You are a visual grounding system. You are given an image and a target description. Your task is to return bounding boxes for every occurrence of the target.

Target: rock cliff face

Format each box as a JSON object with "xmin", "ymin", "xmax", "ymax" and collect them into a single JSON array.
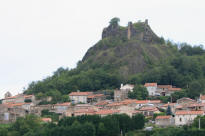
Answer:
[
  {"xmin": 102, "ymin": 19, "xmax": 160, "ymax": 43},
  {"xmin": 81, "ymin": 20, "xmax": 175, "ymax": 79}
]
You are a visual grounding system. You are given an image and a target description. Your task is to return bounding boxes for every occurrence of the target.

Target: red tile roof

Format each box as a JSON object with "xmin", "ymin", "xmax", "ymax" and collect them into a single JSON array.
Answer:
[
  {"xmin": 95, "ymin": 101, "xmax": 109, "ymax": 106},
  {"xmin": 156, "ymin": 115, "xmax": 171, "ymax": 120},
  {"xmin": 157, "ymin": 85, "xmax": 172, "ymax": 89},
  {"xmin": 41, "ymin": 118, "xmax": 52, "ymax": 122},
  {"xmin": 144, "ymin": 83, "xmax": 157, "ymax": 87},
  {"xmin": 168, "ymin": 88, "xmax": 181, "ymax": 91},
  {"xmin": 87, "ymin": 94, "xmax": 104, "ymax": 99},
  {"xmin": 69, "ymin": 92, "xmax": 93, "ymax": 96},
  {"xmin": 139, "ymin": 106, "xmax": 158, "ymax": 112},
  {"xmin": 54, "ymin": 102, "xmax": 71, "ymax": 106},
  {"xmin": 95, "ymin": 109, "xmax": 119, "ymax": 115},
  {"xmin": 175, "ymin": 110, "xmax": 204, "ymax": 115},
  {"xmin": 161, "ymin": 103, "xmax": 176, "ymax": 107}
]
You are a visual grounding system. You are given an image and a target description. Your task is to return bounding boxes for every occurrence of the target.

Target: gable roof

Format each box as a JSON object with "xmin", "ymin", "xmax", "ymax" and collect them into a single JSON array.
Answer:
[
  {"xmin": 95, "ymin": 109, "xmax": 119, "ymax": 115},
  {"xmin": 156, "ymin": 115, "xmax": 171, "ymax": 120},
  {"xmin": 144, "ymin": 83, "xmax": 157, "ymax": 87},
  {"xmin": 157, "ymin": 85, "xmax": 172, "ymax": 89},
  {"xmin": 69, "ymin": 92, "xmax": 93, "ymax": 96},
  {"xmin": 175, "ymin": 110, "xmax": 204, "ymax": 115}
]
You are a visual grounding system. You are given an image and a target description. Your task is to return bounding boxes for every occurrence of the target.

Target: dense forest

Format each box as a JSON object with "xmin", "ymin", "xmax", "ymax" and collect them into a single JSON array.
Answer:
[
  {"xmin": 0, "ymin": 114, "xmax": 145, "ymax": 136},
  {"xmin": 1, "ymin": 114, "xmax": 205, "ymax": 136},
  {"xmin": 24, "ymin": 18, "xmax": 205, "ymax": 103}
]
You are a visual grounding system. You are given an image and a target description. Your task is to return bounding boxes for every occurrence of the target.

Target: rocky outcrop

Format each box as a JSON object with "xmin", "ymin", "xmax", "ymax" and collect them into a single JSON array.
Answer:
[{"xmin": 102, "ymin": 19, "xmax": 160, "ymax": 43}]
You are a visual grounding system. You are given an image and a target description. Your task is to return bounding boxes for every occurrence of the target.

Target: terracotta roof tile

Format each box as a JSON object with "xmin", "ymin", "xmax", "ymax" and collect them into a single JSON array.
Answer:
[
  {"xmin": 175, "ymin": 110, "xmax": 204, "ymax": 115},
  {"xmin": 157, "ymin": 85, "xmax": 172, "ymax": 89},
  {"xmin": 95, "ymin": 109, "xmax": 119, "ymax": 115},
  {"xmin": 54, "ymin": 102, "xmax": 71, "ymax": 106},
  {"xmin": 156, "ymin": 115, "xmax": 171, "ymax": 119},
  {"xmin": 87, "ymin": 94, "xmax": 104, "ymax": 99},
  {"xmin": 69, "ymin": 92, "xmax": 93, "ymax": 96},
  {"xmin": 144, "ymin": 83, "xmax": 157, "ymax": 87}
]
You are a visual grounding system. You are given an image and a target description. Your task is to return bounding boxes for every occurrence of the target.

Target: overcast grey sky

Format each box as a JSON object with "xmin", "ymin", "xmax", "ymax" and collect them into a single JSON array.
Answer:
[{"xmin": 0, "ymin": 0, "xmax": 205, "ymax": 99}]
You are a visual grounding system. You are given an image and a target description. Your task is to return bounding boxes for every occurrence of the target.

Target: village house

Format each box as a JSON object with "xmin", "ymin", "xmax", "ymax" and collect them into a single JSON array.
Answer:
[
  {"xmin": 139, "ymin": 106, "xmax": 160, "ymax": 117},
  {"xmin": 53, "ymin": 102, "xmax": 71, "ymax": 114},
  {"xmin": 177, "ymin": 97, "xmax": 196, "ymax": 105},
  {"xmin": 114, "ymin": 84, "xmax": 134, "ymax": 102},
  {"xmin": 0, "ymin": 104, "xmax": 28, "ymax": 124},
  {"xmin": 95, "ymin": 109, "xmax": 119, "ymax": 117},
  {"xmin": 155, "ymin": 115, "xmax": 174, "ymax": 127},
  {"xmin": 199, "ymin": 94, "xmax": 205, "ymax": 103},
  {"xmin": 161, "ymin": 103, "xmax": 177, "ymax": 113},
  {"xmin": 175, "ymin": 110, "xmax": 204, "ymax": 126},
  {"xmin": 87, "ymin": 94, "xmax": 106, "ymax": 104},
  {"xmin": 2, "ymin": 94, "xmax": 36, "ymax": 104},
  {"xmin": 69, "ymin": 91, "xmax": 93, "ymax": 104},
  {"xmin": 144, "ymin": 83, "xmax": 158, "ymax": 96},
  {"xmin": 120, "ymin": 84, "xmax": 134, "ymax": 92}
]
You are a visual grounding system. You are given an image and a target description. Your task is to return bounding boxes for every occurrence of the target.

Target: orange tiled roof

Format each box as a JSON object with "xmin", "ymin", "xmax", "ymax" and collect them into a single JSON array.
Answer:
[
  {"xmin": 87, "ymin": 94, "xmax": 104, "ymax": 99},
  {"xmin": 139, "ymin": 106, "xmax": 158, "ymax": 112},
  {"xmin": 168, "ymin": 88, "xmax": 181, "ymax": 91},
  {"xmin": 107, "ymin": 102, "xmax": 122, "ymax": 107},
  {"xmin": 161, "ymin": 103, "xmax": 176, "ymax": 107},
  {"xmin": 69, "ymin": 92, "xmax": 93, "ymax": 96},
  {"xmin": 175, "ymin": 110, "xmax": 204, "ymax": 115},
  {"xmin": 41, "ymin": 118, "xmax": 52, "ymax": 122},
  {"xmin": 157, "ymin": 85, "xmax": 172, "ymax": 89},
  {"xmin": 95, "ymin": 101, "xmax": 109, "ymax": 106},
  {"xmin": 54, "ymin": 102, "xmax": 71, "ymax": 106},
  {"xmin": 156, "ymin": 115, "xmax": 171, "ymax": 120},
  {"xmin": 144, "ymin": 83, "xmax": 157, "ymax": 87},
  {"xmin": 95, "ymin": 109, "xmax": 119, "ymax": 115}
]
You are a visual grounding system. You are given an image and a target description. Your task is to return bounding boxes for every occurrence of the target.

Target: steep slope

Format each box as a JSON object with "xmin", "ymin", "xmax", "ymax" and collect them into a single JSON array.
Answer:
[{"xmin": 78, "ymin": 19, "xmax": 177, "ymax": 79}]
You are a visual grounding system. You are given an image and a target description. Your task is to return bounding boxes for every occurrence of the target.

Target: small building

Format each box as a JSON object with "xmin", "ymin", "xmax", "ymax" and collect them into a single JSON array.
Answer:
[
  {"xmin": 87, "ymin": 94, "xmax": 106, "ymax": 104},
  {"xmin": 114, "ymin": 89, "xmax": 129, "ymax": 102},
  {"xmin": 120, "ymin": 84, "xmax": 134, "ymax": 92},
  {"xmin": 155, "ymin": 115, "xmax": 174, "ymax": 127},
  {"xmin": 177, "ymin": 97, "xmax": 196, "ymax": 105},
  {"xmin": 144, "ymin": 83, "xmax": 158, "ymax": 96},
  {"xmin": 199, "ymin": 94, "xmax": 205, "ymax": 103},
  {"xmin": 95, "ymin": 109, "xmax": 119, "ymax": 117},
  {"xmin": 53, "ymin": 102, "xmax": 71, "ymax": 114},
  {"xmin": 175, "ymin": 110, "xmax": 204, "ymax": 126},
  {"xmin": 69, "ymin": 91, "xmax": 93, "ymax": 104},
  {"xmin": 139, "ymin": 106, "xmax": 160, "ymax": 116}
]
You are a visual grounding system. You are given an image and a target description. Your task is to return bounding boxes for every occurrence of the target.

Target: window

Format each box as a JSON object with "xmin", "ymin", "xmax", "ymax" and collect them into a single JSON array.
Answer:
[{"xmin": 180, "ymin": 118, "xmax": 182, "ymax": 122}]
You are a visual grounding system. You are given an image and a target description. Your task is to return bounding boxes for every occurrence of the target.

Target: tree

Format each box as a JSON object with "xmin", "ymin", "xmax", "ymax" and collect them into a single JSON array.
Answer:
[
  {"xmin": 97, "ymin": 122, "xmax": 106, "ymax": 136},
  {"xmin": 131, "ymin": 114, "xmax": 145, "ymax": 130},
  {"xmin": 166, "ymin": 105, "xmax": 172, "ymax": 115},
  {"xmin": 109, "ymin": 17, "xmax": 120, "ymax": 26},
  {"xmin": 128, "ymin": 85, "xmax": 148, "ymax": 100}
]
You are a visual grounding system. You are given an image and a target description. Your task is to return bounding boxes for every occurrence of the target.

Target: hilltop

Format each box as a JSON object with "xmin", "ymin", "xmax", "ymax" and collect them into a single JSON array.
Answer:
[{"xmin": 25, "ymin": 18, "xmax": 205, "ymax": 102}]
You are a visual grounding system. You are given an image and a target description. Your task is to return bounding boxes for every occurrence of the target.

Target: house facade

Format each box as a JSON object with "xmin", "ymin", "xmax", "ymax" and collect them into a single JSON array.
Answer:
[
  {"xmin": 175, "ymin": 111, "xmax": 204, "ymax": 126},
  {"xmin": 69, "ymin": 92, "xmax": 93, "ymax": 104},
  {"xmin": 144, "ymin": 83, "xmax": 158, "ymax": 96}
]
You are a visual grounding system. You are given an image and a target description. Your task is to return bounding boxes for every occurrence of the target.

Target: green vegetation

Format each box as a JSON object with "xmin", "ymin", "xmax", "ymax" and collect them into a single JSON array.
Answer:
[
  {"xmin": 128, "ymin": 85, "xmax": 148, "ymax": 100},
  {"xmin": 0, "ymin": 114, "xmax": 145, "ymax": 136}
]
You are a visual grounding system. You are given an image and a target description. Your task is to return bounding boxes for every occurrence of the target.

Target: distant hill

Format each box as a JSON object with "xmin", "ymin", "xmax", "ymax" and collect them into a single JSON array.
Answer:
[{"xmin": 25, "ymin": 18, "xmax": 205, "ymax": 102}]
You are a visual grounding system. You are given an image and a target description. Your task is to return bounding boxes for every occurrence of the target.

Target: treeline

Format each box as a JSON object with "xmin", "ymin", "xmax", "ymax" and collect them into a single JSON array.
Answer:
[{"xmin": 0, "ymin": 114, "xmax": 145, "ymax": 136}]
